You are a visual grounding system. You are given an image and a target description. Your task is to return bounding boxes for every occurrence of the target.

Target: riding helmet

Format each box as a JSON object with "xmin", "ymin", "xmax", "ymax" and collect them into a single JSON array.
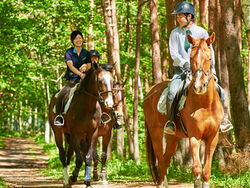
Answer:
[
  {"xmin": 171, "ymin": 1, "xmax": 196, "ymax": 18},
  {"xmin": 89, "ymin": 50, "xmax": 100, "ymax": 57}
]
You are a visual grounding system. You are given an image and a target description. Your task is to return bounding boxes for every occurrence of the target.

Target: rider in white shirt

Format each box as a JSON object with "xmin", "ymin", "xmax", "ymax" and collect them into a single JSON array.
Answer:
[{"xmin": 164, "ymin": 1, "xmax": 233, "ymax": 135}]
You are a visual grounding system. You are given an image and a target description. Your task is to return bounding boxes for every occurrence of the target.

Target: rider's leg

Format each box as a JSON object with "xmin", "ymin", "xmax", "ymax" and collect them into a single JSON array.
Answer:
[
  {"xmin": 214, "ymin": 77, "xmax": 233, "ymax": 132},
  {"xmin": 54, "ymin": 83, "xmax": 71, "ymax": 126},
  {"xmin": 164, "ymin": 71, "xmax": 184, "ymax": 135}
]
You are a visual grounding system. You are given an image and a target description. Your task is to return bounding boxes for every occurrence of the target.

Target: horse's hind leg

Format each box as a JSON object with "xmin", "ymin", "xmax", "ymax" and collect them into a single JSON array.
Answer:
[
  {"xmin": 202, "ymin": 132, "xmax": 219, "ymax": 188},
  {"xmin": 54, "ymin": 130, "xmax": 68, "ymax": 186},
  {"xmin": 163, "ymin": 135, "xmax": 179, "ymax": 175},
  {"xmin": 189, "ymin": 137, "xmax": 202, "ymax": 188},
  {"xmin": 69, "ymin": 134, "xmax": 83, "ymax": 185}
]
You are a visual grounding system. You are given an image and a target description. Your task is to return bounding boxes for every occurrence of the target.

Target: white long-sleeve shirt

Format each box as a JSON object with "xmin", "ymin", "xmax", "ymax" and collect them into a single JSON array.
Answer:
[{"xmin": 169, "ymin": 24, "xmax": 216, "ymax": 75}]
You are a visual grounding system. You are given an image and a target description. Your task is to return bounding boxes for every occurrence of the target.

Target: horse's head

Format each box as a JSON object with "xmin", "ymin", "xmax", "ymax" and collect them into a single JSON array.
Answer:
[
  {"xmin": 187, "ymin": 32, "xmax": 215, "ymax": 94},
  {"xmin": 112, "ymin": 79, "xmax": 126, "ymax": 129},
  {"xmin": 94, "ymin": 62, "xmax": 114, "ymax": 109}
]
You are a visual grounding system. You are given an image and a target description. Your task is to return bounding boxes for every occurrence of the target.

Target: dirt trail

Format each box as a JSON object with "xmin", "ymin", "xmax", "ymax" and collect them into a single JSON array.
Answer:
[{"xmin": 0, "ymin": 137, "xmax": 192, "ymax": 188}]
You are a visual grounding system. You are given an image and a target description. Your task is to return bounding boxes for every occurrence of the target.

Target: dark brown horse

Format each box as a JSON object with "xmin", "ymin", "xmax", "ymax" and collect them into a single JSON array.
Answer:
[
  {"xmin": 49, "ymin": 62, "xmax": 114, "ymax": 187},
  {"xmin": 143, "ymin": 33, "xmax": 224, "ymax": 188},
  {"xmin": 92, "ymin": 81, "xmax": 126, "ymax": 184}
]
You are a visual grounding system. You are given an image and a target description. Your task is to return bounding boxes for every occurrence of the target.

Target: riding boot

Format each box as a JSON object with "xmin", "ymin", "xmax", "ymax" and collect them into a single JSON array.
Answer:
[
  {"xmin": 164, "ymin": 97, "xmax": 176, "ymax": 135},
  {"xmin": 113, "ymin": 111, "xmax": 123, "ymax": 129},
  {"xmin": 54, "ymin": 94, "xmax": 65, "ymax": 126},
  {"xmin": 215, "ymin": 82, "xmax": 233, "ymax": 132}
]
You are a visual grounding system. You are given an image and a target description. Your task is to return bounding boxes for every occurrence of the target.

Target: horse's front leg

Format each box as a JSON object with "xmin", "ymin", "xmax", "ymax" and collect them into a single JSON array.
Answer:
[
  {"xmin": 84, "ymin": 128, "xmax": 99, "ymax": 187},
  {"xmin": 93, "ymin": 145, "xmax": 99, "ymax": 181},
  {"xmin": 202, "ymin": 132, "xmax": 219, "ymax": 188},
  {"xmin": 100, "ymin": 132, "xmax": 111, "ymax": 184},
  {"xmin": 189, "ymin": 137, "xmax": 202, "ymax": 188}
]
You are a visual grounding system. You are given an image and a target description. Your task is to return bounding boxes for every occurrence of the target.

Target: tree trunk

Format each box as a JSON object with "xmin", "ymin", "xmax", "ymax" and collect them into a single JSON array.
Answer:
[
  {"xmin": 19, "ymin": 101, "xmax": 23, "ymax": 133},
  {"xmin": 242, "ymin": 0, "xmax": 250, "ymax": 113},
  {"xmin": 88, "ymin": 0, "xmax": 94, "ymax": 50},
  {"xmin": 123, "ymin": 64, "xmax": 134, "ymax": 158},
  {"xmin": 165, "ymin": 0, "xmax": 181, "ymax": 77},
  {"xmin": 220, "ymin": 0, "xmax": 250, "ymax": 150},
  {"xmin": 132, "ymin": 0, "xmax": 144, "ymax": 165},
  {"xmin": 150, "ymin": 0, "xmax": 162, "ymax": 84},
  {"xmin": 199, "ymin": 0, "xmax": 208, "ymax": 27},
  {"xmin": 102, "ymin": 0, "xmax": 124, "ymax": 156},
  {"xmin": 44, "ymin": 82, "xmax": 50, "ymax": 143}
]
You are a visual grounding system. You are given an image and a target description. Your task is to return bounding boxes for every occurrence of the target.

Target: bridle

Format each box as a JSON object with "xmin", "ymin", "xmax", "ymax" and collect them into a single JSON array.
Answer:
[
  {"xmin": 111, "ymin": 87, "xmax": 125, "ymax": 108},
  {"xmin": 191, "ymin": 45, "xmax": 213, "ymax": 87},
  {"xmin": 83, "ymin": 69, "xmax": 113, "ymax": 106}
]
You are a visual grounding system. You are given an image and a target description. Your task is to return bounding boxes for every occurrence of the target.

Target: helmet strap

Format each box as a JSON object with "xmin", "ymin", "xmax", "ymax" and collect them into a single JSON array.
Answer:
[{"xmin": 183, "ymin": 14, "xmax": 191, "ymax": 28}]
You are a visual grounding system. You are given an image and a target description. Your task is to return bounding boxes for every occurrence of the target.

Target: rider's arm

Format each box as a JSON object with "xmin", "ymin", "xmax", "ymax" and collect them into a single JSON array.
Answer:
[
  {"xmin": 169, "ymin": 30, "xmax": 189, "ymax": 68},
  {"xmin": 66, "ymin": 60, "xmax": 85, "ymax": 78}
]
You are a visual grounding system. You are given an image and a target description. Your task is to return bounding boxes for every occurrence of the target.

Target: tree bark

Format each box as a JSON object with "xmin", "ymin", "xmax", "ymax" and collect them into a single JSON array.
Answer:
[
  {"xmin": 199, "ymin": 0, "xmax": 208, "ymax": 27},
  {"xmin": 165, "ymin": 0, "xmax": 181, "ymax": 77},
  {"xmin": 88, "ymin": 0, "xmax": 94, "ymax": 50},
  {"xmin": 150, "ymin": 0, "xmax": 162, "ymax": 84},
  {"xmin": 132, "ymin": 0, "xmax": 144, "ymax": 165},
  {"xmin": 220, "ymin": 0, "xmax": 250, "ymax": 150},
  {"xmin": 242, "ymin": 0, "xmax": 250, "ymax": 113},
  {"xmin": 102, "ymin": 0, "xmax": 124, "ymax": 156}
]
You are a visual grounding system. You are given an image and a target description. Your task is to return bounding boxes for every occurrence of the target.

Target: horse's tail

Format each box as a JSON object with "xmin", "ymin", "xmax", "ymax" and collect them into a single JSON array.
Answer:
[{"xmin": 145, "ymin": 120, "xmax": 158, "ymax": 184}]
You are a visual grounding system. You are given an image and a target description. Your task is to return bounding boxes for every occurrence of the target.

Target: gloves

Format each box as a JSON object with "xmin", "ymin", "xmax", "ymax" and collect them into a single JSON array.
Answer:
[{"xmin": 183, "ymin": 62, "xmax": 190, "ymax": 71}]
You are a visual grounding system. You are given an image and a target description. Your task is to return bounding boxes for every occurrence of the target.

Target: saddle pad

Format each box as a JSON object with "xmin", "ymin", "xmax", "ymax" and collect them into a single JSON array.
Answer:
[
  {"xmin": 157, "ymin": 87, "xmax": 187, "ymax": 114},
  {"xmin": 157, "ymin": 87, "xmax": 168, "ymax": 114},
  {"xmin": 53, "ymin": 83, "xmax": 79, "ymax": 114},
  {"xmin": 63, "ymin": 83, "xmax": 79, "ymax": 114}
]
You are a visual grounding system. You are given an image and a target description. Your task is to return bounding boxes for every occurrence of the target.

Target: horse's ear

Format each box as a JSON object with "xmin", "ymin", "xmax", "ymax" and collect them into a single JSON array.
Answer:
[
  {"xmin": 206, "ymin": 32, "xmax": 215, "ymax": 46},
  {"xmin": 187, "ymin": 34, "xmax": 194, "ymax": 45}
]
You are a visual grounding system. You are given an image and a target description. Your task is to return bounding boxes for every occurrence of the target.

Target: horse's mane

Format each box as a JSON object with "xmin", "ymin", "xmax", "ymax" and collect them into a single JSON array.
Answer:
[
  {"xmin": 99, "ymin": 64, "xmax": 113, "ymax": 73},
  {"xmin": 77, "ymin": 64, "xmax": 113, "ymax": 92}
]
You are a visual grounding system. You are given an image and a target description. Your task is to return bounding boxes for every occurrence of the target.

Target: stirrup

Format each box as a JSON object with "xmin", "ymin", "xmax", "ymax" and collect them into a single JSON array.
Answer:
[
  {"xmin": 101, "ymin": 112, "xmax": 111, "ymax": 124},
  {"xmin": 164, "ymin": 120, "xmax": 176, "ymax": 135},
  {"xmin": 54, "ymin": 114, "xmax": 64, "ymax": 126}
]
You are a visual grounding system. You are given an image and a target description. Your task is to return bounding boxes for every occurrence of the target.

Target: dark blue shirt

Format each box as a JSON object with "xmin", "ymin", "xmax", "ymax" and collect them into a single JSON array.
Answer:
[{"xmin": 64, "ymin": 47, "xmax": 91, "ymax": 81}]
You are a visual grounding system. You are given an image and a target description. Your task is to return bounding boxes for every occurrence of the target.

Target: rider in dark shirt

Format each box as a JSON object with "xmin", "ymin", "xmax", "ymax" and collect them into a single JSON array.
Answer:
[{"xmin": 54, "ymin": 30, "xmax": 91, "ymax": 126}]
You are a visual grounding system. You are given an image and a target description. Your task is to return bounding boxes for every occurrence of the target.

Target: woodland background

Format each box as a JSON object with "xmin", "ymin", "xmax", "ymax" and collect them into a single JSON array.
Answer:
[{"xmin": 0, "ymin": 0, "xmax": 249, "ymax": 186}]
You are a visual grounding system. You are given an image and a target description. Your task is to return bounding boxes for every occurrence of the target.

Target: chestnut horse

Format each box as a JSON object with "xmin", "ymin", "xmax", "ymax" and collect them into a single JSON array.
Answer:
[
  {"xmin": 143, "ymin": 33, "xmax": 224, "ymax": 188},
  {"xmin": 49, "ymin": 62, "xmax": 114, "ymax": 187},
  {"xmin": 92, "ymin": 81, "xmax": 126, "ymax": 184}
]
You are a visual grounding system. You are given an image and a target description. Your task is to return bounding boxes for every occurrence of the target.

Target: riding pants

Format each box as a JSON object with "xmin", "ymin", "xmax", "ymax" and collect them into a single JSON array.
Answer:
[{"xmin": 55, "ymin": 79, "xmax": 79, "ymax": 115}]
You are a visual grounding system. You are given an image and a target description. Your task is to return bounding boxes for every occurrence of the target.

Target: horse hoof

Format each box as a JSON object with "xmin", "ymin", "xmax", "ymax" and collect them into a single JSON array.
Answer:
[
  {"xmin": 194, "ymin": 177, "xmax": 202, "ymax": 188},
  {"xmin": 69, "ymin": 176, "xmax": 77, "ymax": 185},
  {"xmin": 203, "ymin": 182, "xmax": 210, "ymax": 188},
  {"xmin": 102, "ymin": 180, "xmax": 108, "ymax": 185},
  {"xmin": 84, "ymin": 180, "xmax": 91, "ymax": 186},
  {"xmin": 93, "ymin": 174, "xmax": 99, "ymax": 181}
]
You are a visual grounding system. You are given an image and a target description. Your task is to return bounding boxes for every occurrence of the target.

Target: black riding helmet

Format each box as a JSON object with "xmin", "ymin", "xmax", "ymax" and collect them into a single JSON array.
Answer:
[
  {"xmin": 172, "ymin": 1, "xmax": 195, "ymax": 27},
  {"xmin": 89, "ymin": 50, "xmax": 100, "ymax": 57}
]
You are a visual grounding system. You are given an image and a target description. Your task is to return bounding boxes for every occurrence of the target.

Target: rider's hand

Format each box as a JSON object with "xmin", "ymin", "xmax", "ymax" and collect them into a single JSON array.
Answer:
[
  {"xmin": 79, "ymin": 64, "xmax": 87, "ymax": 72},
  {"xmin": 80, "ymin": 73, "xmax": 85, "ymax": 79}
]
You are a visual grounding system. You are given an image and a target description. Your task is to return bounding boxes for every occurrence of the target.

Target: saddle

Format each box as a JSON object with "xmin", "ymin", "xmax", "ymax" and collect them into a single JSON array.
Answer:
[
  {"xmin": 53, "ymin": 83, "xmax": 79, "ymax": 115},
  {"xmin": 158, "ymin": 71, "xmax": 192, "ymax": 136}
]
